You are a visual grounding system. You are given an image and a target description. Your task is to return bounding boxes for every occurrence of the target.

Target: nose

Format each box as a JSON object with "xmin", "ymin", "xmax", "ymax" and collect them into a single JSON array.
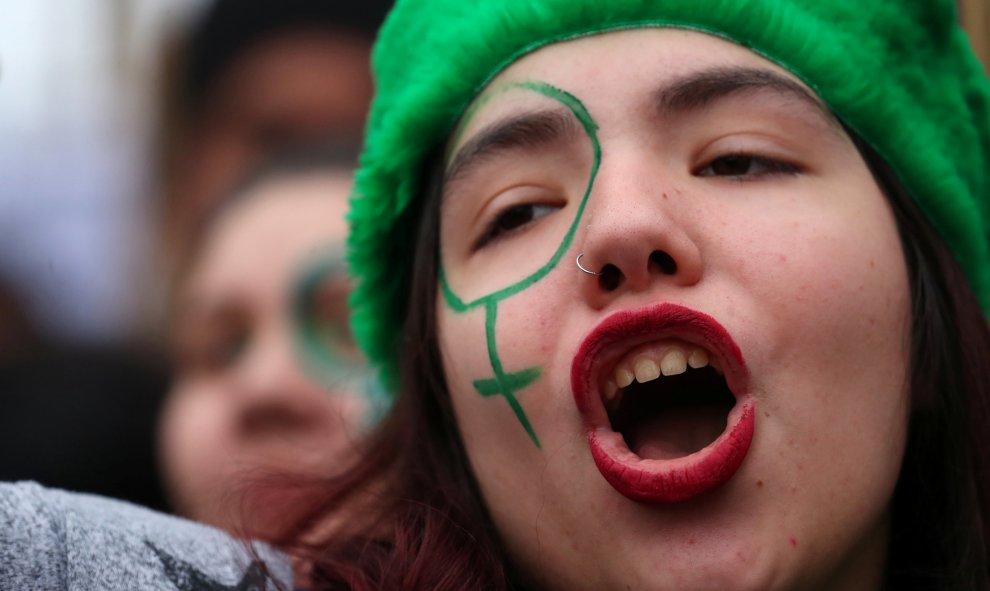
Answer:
[
  {"xmin": 231, "ymin": 333, "xmax": 326, "ymax": 437},
  {"xmin": 576, "ymin": 170, "xmax": 703, "ymax": 306}
]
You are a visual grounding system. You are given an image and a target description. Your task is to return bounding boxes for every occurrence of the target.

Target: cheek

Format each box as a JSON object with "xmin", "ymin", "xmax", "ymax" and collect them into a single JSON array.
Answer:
[
  {"xmin": 721, "ymin": 186, "xmax": 911, "ymax": 381},
  {"xmin": 159, "ymin": 384, "xmax": 237, "ymax": 500},
  {"xmin": 722, "ymin": 191, "xmax": 912, "ymax": 548},
  {"xmin": 435, "ymin": 278, "xmax": 581, "ymax": 521},
  {"xmin": 436, "ymin": 305, "xmax": 491, "ymax": 407},
  {"xmin": 436, "ymin": 279, "xmax": 565, "ymax": 442},
  {"xmin": 435, "ymin": 278, "xmax": 588, "ymax": 565}
]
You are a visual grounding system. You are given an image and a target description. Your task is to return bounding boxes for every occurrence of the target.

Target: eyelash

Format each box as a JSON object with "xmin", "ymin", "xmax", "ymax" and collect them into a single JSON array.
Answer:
[
  {"xmin": 695, "ymin": 153, "xmax": 801, "ymax": 179},
  {"xmin": 473, "ymin": 202, "xmax": 561, "ymax": 250}
]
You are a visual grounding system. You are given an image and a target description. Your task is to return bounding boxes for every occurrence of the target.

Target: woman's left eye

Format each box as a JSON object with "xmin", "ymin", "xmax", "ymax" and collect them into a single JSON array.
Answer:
[
  {"xmin": 696, "ymin": 154, "xmax": 800, "ymax": 179},
  {"xmin": 474, "ymin": 202, "xmax": 561, "ymax": 250}
]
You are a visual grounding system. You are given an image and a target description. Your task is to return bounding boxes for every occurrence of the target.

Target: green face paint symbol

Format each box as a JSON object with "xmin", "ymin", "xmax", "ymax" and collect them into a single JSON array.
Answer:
[
  {"xmin": 292, "ymin": 247, "xmax": 390, "ymax": 428},
  {"xmin": 439, "ymin": 81, "xmax": 602, "ymax": 448}
]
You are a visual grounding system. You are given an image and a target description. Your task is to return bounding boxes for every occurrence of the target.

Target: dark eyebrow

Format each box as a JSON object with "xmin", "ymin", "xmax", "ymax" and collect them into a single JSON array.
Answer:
[
  {"xmin": 655, "ymin": 66, "xmax": 838, "ymax": 127},
  {"xmin": 444, "ymin": 108, "xmax": 580, "ymax": 188}
]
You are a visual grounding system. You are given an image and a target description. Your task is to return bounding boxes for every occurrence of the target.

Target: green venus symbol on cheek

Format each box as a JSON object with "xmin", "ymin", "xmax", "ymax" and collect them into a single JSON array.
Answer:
[{"xmin": 439, "ymin": 80, "xmax": 602, "ymax": 449}]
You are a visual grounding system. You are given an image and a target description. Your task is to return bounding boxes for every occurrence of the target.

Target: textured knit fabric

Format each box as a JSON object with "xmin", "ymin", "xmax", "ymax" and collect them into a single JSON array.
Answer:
[
  {"xmin": 0, "ymin": 482, "xmax": 293, "ymax": 590},
  {"xmin": 347, "ymin": 0, "xmax": 990, "ymax": 388}
]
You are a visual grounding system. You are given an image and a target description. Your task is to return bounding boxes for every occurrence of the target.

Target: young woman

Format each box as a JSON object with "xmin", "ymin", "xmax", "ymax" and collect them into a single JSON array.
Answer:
[
  {"xmin": 277, "ymin": 0, "xmax": 990, "ymax": 589},
  {"xmin": 160, "ymin": 148, "xmax": 380, "ymax": 538}
]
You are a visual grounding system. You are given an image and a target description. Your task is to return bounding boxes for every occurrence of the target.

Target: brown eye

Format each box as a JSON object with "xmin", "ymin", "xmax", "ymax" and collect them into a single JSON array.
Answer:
[
  {"xmin": 201, "ymin": 327, "xmax": 249, "ymax": 371},
  {"xmin": 174, "ymin": 308, "xmax": 251, "ymax": 376},
  {"xmin": 475, "ymin": 203, "xmax": 561, "ymax": 249},
  {"xmin": 697, "ymin": 154, "xmax": 800, "ymax": 179}
]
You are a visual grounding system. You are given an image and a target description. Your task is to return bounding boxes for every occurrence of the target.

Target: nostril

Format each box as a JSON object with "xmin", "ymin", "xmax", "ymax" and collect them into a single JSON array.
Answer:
[
  {"xmin": 650, "ymin": 250, "xmax": 677, "ymax": 275},
  {"xmin": 598, "ymin": 264, "xmax": 623, "ymax": 291}
]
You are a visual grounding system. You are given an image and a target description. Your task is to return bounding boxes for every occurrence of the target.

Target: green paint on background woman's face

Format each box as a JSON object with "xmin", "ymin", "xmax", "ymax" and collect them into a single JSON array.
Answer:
[{"xmin": 292, "ymin": 248, "xmax": 389, "ymax": 427}]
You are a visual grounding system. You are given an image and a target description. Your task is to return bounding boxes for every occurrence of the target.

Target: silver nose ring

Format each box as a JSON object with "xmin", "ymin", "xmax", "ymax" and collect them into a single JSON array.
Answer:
[{"xmin": 576, "ymin": 253, "xmax": 602, "ymax": 276}]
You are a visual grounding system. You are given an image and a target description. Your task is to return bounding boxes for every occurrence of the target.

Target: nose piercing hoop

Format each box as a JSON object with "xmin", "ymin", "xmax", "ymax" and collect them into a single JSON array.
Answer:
[{"xmin": 576, "ymin": 253, "xmax": 602, "ymax": 276}]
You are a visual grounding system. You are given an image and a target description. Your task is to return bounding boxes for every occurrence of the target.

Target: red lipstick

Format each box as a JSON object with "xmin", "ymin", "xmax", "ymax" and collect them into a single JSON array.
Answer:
[{"xmin": 571, "ymin": 303, "xmax": 754, "ymax": 503}]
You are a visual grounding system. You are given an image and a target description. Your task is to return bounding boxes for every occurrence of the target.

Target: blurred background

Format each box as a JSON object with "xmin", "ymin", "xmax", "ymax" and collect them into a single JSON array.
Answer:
[
  {"xmin": 962, "ymin": 0, "xmax": 990, "ymax": 67},
  {"xmin": 0, "ymin": 0, "xmax": 390, "ymax": 512},
  {"xmin": 0, "ymin": 0, "xmax": 985, "ymax": 512},
  {"xmin": 0, "ymin": 0, "xmax": 205, "ymax": 512},
  {"xmin": 0, "ymin": 0, "xmax": 187, "ymax": 348}
]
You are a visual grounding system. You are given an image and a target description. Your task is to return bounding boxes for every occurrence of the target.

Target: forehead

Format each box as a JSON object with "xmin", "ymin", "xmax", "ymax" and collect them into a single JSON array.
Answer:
[
  {"xmin": 451, "ymin": 27, "xmax": 826, "ymax": 150},
  {"xmin": 192, "ymin": 173, "xmax": 352, "ymax": 289}
]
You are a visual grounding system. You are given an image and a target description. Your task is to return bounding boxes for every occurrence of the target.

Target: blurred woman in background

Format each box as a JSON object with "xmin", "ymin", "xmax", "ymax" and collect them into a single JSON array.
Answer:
[{"xmin": 160, "ymin": 145, "xmax": 381, "ymax": 538}]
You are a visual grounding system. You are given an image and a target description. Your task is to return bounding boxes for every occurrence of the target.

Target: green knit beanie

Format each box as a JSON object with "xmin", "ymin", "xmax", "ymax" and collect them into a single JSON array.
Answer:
[{"xmin": 348, "ymin": 0, "xmax": 990, "ymax": 389}]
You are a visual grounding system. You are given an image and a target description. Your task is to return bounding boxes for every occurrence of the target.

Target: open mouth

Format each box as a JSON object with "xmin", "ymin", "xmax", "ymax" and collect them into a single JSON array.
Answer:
[
  {"xmin": 572, "ymin": 303, "xmax": 755, "ymax": 504},
  {"xmin": 605, "ymin": 343, "xmax": 735, "ymax": 461}
]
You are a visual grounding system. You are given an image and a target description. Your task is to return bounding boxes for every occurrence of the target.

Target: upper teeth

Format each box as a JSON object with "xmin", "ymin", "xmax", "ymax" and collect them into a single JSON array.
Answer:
[
  {"xmin": 634, "ymin": 357, "xmax": 663, "ymax": 382},
  {"xmin": 602, "ymin": 344, "xmax": 719, "ymax": 407}
]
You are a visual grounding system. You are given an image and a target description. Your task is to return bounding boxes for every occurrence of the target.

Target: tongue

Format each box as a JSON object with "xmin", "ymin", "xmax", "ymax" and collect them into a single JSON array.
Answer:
[{"xmin": 630, "ymin": 403, "xmax": 730, "ymax": 460}]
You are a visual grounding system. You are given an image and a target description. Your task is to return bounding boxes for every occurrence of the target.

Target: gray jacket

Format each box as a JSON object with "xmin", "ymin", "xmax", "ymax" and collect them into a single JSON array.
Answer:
[{"xmin": 0, "ymin": 482, "xmax": 294, "ymax": 590}]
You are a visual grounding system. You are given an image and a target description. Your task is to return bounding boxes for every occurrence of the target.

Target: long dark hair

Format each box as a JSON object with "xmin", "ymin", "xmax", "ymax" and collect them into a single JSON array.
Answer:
[
  {"xmin": 856, "ymin": 139, "xmax": 990, "ymax": 589},
  {"xmin": 269, "ymin": 151, "xmax": 518, "ymax": 590},
  {"xmin": 273, "ymin": 137, "xmax": 990, "ymax": 590}
]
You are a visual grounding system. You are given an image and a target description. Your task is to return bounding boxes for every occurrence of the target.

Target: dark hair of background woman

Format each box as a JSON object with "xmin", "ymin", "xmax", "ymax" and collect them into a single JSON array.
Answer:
[
  {"xmin": 266, "ymin": 135, "xmax": 990, "ymax": 591},
  {"xmin": 181, "ymin": 0, "xmax": 394, "ymax": 115}
]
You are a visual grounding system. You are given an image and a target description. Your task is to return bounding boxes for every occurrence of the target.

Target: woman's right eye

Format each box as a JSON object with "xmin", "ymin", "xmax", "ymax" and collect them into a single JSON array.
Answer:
[
  {"xmin": 203, "ymin": 331, "xmax": 248, "ymax": 370},
  {"xmin": 473, "ymin": 202, "xmax": 561, "ymax": 250},
  {"xmin": 177, "ymin": 326, "xmax": 249, "ymax": 375},
  {"xmin": 695, "ymin": 153, "xmax": 801, "ymax": 179}
]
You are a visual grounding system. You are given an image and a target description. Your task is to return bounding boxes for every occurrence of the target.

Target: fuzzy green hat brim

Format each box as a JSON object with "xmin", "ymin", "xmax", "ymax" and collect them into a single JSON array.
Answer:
[{"xmin": 348, "ymin": 0, "xmax": 990, "ymax": 390}]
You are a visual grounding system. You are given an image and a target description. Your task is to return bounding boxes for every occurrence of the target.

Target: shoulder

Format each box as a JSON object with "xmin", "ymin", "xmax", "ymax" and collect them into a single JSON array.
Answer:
[{"xmin": 0, "ymin": 481, "xmax": 294, "ymax": 590}]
